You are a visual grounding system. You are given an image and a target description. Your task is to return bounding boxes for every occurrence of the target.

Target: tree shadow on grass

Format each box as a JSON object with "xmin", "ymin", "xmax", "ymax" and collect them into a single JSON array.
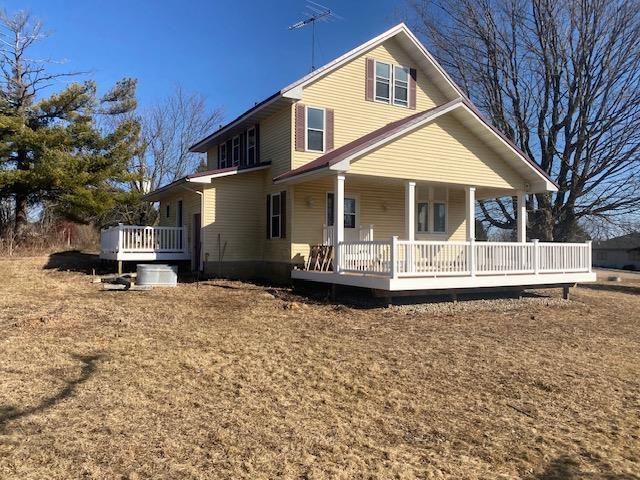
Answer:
[
  {"xmin": 579, "ymin": 283, "xmax": 640, "ymax": 296},
  {"xmin": 534, "ymin": 455, "xmax": 639, "ymax": 480},
  {"xmin": 43, "ymin": 250, "xmax": 107, "ymax": 275},
  {"xmin": 0, "ymin": 354, "xmax": 104, "ymax": 434}
]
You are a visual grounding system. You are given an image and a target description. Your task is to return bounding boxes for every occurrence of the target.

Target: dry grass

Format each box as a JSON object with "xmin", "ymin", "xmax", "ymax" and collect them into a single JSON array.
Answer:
[{"xmin": 0, "ymin": 252, "xmax": 639, "ymax": 479}]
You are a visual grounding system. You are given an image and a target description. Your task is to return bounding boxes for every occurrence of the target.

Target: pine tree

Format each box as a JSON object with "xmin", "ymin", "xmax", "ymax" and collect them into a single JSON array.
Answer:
[{"xmin": 0, "ymin": 10, "xmax": 140, "ymax": 236}]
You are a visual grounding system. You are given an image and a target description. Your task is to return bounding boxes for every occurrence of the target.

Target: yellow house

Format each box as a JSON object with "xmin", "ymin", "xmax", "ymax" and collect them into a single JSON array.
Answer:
[{"xmin": 101, "ymin": 24, "xmax": 594, "ymax": 293}]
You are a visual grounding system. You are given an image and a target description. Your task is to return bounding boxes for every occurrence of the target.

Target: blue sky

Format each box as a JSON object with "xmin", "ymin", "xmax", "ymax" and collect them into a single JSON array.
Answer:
[{"xmin": 5, "ymin": 0, "xmax": 409, "ymax": 122}]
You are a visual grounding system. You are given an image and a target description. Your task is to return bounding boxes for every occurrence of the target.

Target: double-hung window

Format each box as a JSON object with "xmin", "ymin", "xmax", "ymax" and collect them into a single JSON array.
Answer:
[
  {"xmin": 393, "ymin": 66, "xmax": 409, "ymax": 107},
  {"xmin": 219, "ymin": 143, "xmax": 227, "ymax": 168},
  {"xmin": 270, "ymin": 193, "xmax": 281, "ymax": 239},
  {"xmin": 417, "ymin": 202, "xmax": 429, "ymax": 233},
  {"xmin": 327, "ymin": 193, "xmax": 357, "ymax": 229},
  {"xmin": 246, "ymin": 127, "xmax": 256, "ymax": 165},
  {"xmin": 415, "ymin": 187, "xmax": 447, "ymax": 234},
  {"xmin": 375, "ymin": 61, "xmax": 410, "ymax": 107},
  {"xmin": 306, "ymin": 107, "xmax": 325, "ymax": 152},
  {"xmin": 375, "ymin": 61, "xmax": 391, "ymax": 102},
  {"xmin": 433, "ymin": 202, "xmax": 446, "ymax": 233},
  {"xmin": 232, "ymin": 136, "xmax": 240, "ymax": 166}
]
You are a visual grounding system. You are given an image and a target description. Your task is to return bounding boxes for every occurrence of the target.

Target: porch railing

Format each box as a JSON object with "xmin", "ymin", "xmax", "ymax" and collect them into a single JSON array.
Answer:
[
  {"xmin": 335, "ymin": 238, "xmax": 592, "ymax": 278},
  {"xmin": 100, "ymin": 225, "xmax": 187, "ymax": 255},
  {"xmin": 323, "ymin": 224, "xmax": 374, "ymax": 245}
]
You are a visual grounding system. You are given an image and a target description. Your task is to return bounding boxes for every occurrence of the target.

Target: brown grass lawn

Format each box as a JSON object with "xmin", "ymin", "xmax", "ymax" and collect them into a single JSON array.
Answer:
[{"xmin": 0, "ymin": 253, "xmax": 639, "ymax": 479}]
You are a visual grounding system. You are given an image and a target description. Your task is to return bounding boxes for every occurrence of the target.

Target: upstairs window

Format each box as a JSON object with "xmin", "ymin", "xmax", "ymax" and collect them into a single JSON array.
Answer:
[
  {"xmin": 306, "ymin": 106, "xmax": 325, "ymax": 152},
  {"xmin": 232, "ymin": 136, "xmax": 240, "ymax": 166},
  {"xmin": 246, "ymin": 127, "xmax": 256, "ymax": 165},
  {"xmin": 393, "ymin": 66, "xmax": 409, "ymax": 107},
  {"xmin": 375, "ymin": 61, "xmax": 391, "ymax": 102},
  {"xmin": 219, "ymin": 143, "xmax": 227, "ymax": 168}
]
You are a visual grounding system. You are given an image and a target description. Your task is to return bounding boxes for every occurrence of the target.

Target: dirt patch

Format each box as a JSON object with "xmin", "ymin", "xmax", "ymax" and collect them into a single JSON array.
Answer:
[{"xmin": 0, "ymin": 253, "xmax": 638, "ymax": 479}]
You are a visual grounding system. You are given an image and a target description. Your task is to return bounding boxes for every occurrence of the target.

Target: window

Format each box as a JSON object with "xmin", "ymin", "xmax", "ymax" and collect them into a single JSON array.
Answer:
[
  {"xmin": 393, "ymin": 66, "xmax": 409, "ymax": 107},
  {"xmin": 166, "ymin": 204, "xmax": 170, "ymax": 218},
  {"xmin": 375, "ymin": 61, "xmax": 410, "ymax": 107},
  {"xmin": 270, "ymin": 193, "xmax": 281, "ymax": 239},
  {"xmin": 375, "ymin": 61, "xmax": 391, "ymax": 102},
  {"xmin": 232, "ymin": 136, "xmax": 240, "ymax": 165},
  {"xmin": 433, "ymin": 203, "xmax": 446, "ymax": 233},
  {"xmin": 306, "ymin": 107, "xmax": 325, "ymax": 152},
  {"xmin": 415, "ymin": 187, "xmax": 447, "ymax": 233},
  {"xmin": 219, "ymin": 143, "xmax": 227, "ymax": 168},
  {"xmin": 246, "ymin": 127, "xmax": 256, "ymax": 165},
  {"xmin": 417, "ymin": 202, "xmax": 429, "ymax": 233},
  {"xmin": 327, "ymin": 193, "xmax": 357, "ymax": 229}
]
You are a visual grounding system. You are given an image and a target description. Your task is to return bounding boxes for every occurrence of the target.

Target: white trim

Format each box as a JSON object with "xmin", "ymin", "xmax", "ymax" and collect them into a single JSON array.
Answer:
[
  {"xmin": 186, "ymin": 164, "xmax": 271, "ymax": 184},
  {"xmin": 305, "ymin": 105, "xmax": 326, "ymax": 153}
]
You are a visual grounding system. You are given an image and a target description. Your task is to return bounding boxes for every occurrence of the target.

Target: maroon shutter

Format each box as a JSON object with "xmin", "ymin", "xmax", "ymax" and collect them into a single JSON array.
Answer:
[
  {"xmin": 295, "ymin": 104, "xmax": 305, "ymax": 151},
  {"xmin": 254, "ymin": 123, "xmax": 260, "ymax": 163},
  {"xmin": 280, "ymin": 191, "xmax": 287, "ymax": 238},
  {"xmin": 365, "ymin": 58, "xmax": 374, "ymax": 101},
  {"xmin": 240, "ymin": 132, "xmax": 246, "ymax": 167},
  {"xmin": 409, "ymin": 68, "xmax": 417, "ymax": 110},
  {"xmin": 325, "ymin": 108, "xmax": 334, "ymax": 152},
  {"xmin": 266, "ymin": 194, "xmax": 271, "ymax": 239}
]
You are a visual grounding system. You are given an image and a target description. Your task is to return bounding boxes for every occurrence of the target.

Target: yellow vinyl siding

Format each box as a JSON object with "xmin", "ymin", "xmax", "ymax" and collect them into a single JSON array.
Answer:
[
  {"xmin": 291, "ymin": 176, "xmax": 466, "ymax": 261},
  {"xmin": 158, "ymin": 191, "xmax": 200, "ymax": 257},
  {"xmin": 349, "ymin": 115, "xmax": 523, "ymax": 189},
  {"xmin": 260, "ymin": 107, "xmax": 292, "ymax": 179},
  {"xmin": 294, "ymin": 37, "xmax": 449, "ymax": 169}
]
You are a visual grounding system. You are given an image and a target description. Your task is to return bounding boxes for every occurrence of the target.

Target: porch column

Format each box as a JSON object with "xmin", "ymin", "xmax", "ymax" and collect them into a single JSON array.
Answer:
[
  {"xmin": 404, "ymin": 181, "xmax": 416, "ymax": 241},
  {"xmin": 466, "ymin": 186, "xmax": 476, "ymax": 241},
  {"xmin": 517, "ymin": 191, "xmax": 527, "ymax": 242},
  {"xmin": 334, "ymin": 173, "xmax": 345, "ymax": 273}
]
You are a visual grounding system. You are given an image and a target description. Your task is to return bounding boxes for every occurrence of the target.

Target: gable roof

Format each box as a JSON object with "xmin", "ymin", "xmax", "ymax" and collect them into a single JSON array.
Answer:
[
  {"xmin": 189, "ymin": 23, "xmax": 463, "ymax": 153},
  {"xmin": 273, "ymin": 97, "xmax": 558, "ymax": 192},
  {"xmin": 593, "ymin": 232, "xmax": 640, "ymax": 250}
]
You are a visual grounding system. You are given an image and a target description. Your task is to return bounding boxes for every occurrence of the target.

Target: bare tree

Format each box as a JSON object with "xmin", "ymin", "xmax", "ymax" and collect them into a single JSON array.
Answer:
[
  {"xmin": 112, "ymin": 86, "xmax": 224, "ymax": 225},
  {"xmin": 410, "ymin": 0, "xmax": 640, "ymax": 241}
]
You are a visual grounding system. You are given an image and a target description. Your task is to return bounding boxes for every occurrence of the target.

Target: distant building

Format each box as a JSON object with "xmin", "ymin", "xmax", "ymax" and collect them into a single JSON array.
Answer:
[{"xmin": 593, "ymin": 233, "xmax": 640, "ymax": 270}]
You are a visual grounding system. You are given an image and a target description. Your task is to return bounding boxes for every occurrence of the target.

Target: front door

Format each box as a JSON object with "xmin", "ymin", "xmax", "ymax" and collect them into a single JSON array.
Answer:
[{"xmin": 193, "ymin": 213, "xmax": 201, "ymax": 271}]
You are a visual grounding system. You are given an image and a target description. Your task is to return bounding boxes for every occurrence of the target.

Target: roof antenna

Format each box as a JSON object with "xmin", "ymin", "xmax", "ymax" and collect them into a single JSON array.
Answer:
[{"xmin": 288, "ymin": 1, "xmax": 342, "ymax": 72}]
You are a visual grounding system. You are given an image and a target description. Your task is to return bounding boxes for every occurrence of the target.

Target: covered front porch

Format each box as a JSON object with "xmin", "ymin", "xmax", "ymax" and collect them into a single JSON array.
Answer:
[{"xmin": 290, "ymin": 172, "xmax": 595, "ymax": 292}]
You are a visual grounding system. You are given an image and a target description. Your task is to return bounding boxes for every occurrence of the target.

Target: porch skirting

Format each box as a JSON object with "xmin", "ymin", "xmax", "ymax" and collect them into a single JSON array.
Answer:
[{"xmin": 291, "ymin": 269, "xmax": 596, "ymax": 292}]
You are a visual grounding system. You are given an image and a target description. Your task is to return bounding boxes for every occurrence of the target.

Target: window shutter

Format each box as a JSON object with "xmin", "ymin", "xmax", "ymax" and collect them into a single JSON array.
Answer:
[
  {"xmin": 365, "ymin": 58, "xmax": 374, "ymax": 101},
  {"xmin": 280, "ymin": 191, "xmax": 287, "ymax": 238},
  {"xmin": 255, "ymin": 123, "xmax": 260, "ymax": 163},
  {"xmin": 409, "ymin": 68, "xmax": 417, "ymax": 110},
  {"xmin": 325, "ymin": 108, "xmax": 334, "ymax": 152},
  {"xmin": 217, "ymin": 144, "xmax": 222, "ymax": 169},
  {"xmin": 295, "ymin": 104, "xmax": 305, "ymax": 151},
  {"xmin": 266, "ymin": 194, "xmax": 271, "ymax": 239}
]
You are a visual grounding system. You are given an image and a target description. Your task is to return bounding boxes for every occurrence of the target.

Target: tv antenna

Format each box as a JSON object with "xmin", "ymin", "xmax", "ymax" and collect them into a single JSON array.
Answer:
[{"xmin": 289, "ymin": 1, "xmax": 342, "ymax": 72}]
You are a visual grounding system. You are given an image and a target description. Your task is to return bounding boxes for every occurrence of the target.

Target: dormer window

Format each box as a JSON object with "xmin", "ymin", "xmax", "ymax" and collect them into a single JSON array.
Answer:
[
  {"xmin": 374, "ymin": 60, "xmax": 410, "ymax": 107},
  {"xmin": 306, "ymin": 106, "xmax": 325, "ymax": 152}
]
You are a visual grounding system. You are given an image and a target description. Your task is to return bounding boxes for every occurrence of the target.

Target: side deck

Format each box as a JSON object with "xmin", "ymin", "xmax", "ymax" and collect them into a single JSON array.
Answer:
[
  {"xmin": 293, "ymin": 239, "xmax": 596, "ymax": 292},
  {"xmin": 100, "ymin": 225, "xmax": 190, "ymax": 262}
]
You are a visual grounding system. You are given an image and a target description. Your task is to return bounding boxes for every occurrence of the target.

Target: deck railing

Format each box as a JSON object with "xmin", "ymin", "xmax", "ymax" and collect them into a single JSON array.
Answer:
[
  {"xmin": 100, "ymin": 225, "xmax": 187, "ymax": 255},
  {"xmin": 335, "ymin": 238, "xmax": 592, "ymax": 278}
]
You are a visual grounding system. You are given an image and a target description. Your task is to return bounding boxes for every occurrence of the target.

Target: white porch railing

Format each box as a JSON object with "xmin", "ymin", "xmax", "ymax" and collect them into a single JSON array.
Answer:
[
  {"xmin": 335, "ymin": 238, "xmax": 592, "ymax": 278},
  {"xmin": 323, "ymin": 224, "xmax": 374, "ymax": 245},
  {"xmin": 100, "ymin": 225, "xmax": 188, "ymax": 258}
]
